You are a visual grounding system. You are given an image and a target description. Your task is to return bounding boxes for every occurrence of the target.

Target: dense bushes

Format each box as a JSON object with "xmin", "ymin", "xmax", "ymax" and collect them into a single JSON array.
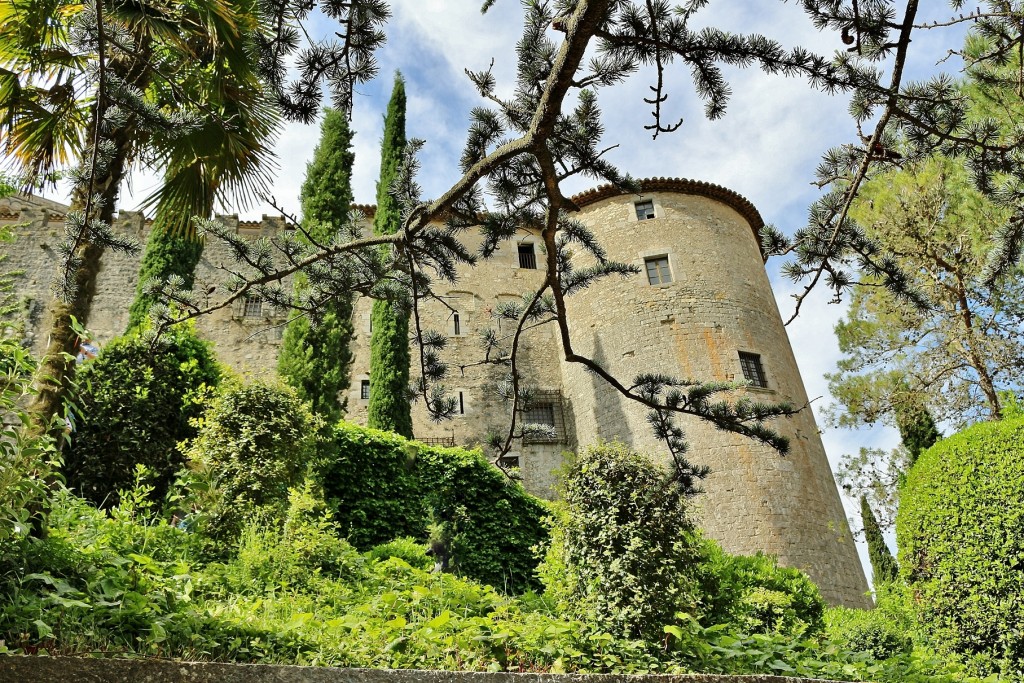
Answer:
[
  {"xmin": 62, "ymin": 327, "xmax": 221, "ymax": 507},
  {"xmin": 826, "ymin": 607, "xmax": 914, "ymax": 661},
  {"xmin": 319, "ymin": 423, "xmax": 548, "ymax": 594},
  {"xmin": 184, "ymin": 381, "xmax": 320, "ymax": 540},
  {"xmin": 702, "ymin": 543, "xmax": 825, "ymax": 636},
  {"xmin": 540, "ymin": 442, "xmax": 710, "ymax": 639},
  {"xmin": 896, "ymin": 415, "xmax": 1024, "ymax": 676}
]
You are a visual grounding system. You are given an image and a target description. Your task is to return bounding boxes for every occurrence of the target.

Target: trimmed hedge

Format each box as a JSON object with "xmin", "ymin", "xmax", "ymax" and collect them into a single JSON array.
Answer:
[
  {"xmin": 319, "ymin": 423, "xmax": 548, "ymax": 594},
  {"xmin": 896, "ymin": 416, "xmax": 1024, "ymax": 675}
]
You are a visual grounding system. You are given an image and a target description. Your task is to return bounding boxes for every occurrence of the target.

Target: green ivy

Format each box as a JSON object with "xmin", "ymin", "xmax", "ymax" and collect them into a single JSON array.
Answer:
[{"xmin": 318, "ymin": 422, "xmax": 547, "ymax": 594}]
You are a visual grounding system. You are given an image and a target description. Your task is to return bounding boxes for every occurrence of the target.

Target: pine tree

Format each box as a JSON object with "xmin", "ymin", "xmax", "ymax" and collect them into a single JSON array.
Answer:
[
  {"xmin": 367, "ymin": 74, "xmax": 413, "ymax": 438},
  {"xmin": 896, "ymin": 404, "xmax": 942, "ymax": 466},
  {"xmin": 277, "ymin": 108, "xmax": 357, "ymax": 423},
  {"xmin": 861, "ymin": 495, "xmax": 898, "ymax": 585}
]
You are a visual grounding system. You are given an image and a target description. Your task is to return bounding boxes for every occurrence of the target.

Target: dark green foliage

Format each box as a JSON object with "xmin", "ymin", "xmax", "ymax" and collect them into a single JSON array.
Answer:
[
  {"xmin": 860, "ymin": 495, "xmax": 898, "ymax": 585},
  {"xmin": 826, "ymin": 607, "xmax": 914, "ymax": 661},
  {"xmin": 62, "ymin": 327, "xmax": 221, "ymax": 507},
  {"xmin": 318, "ymin": 422, "xmax": 547, "ymax": 594},
  {"xmin": 184, "ymin": 381, "xmax": 319, "ymax": 541},
  {"xmin": 541, "ymin": 442, "xmax": 709, "ymax": 640},
  {"xmin": 278, "ymin": 108, "xmax": 356, "ymax": 423},
  {"xmin": 701, "ymin": 542, "xmax": 826, "ymax": 636},
  {"xmin": 896, "ymin": 404, "xmax": 941, "ymax": 465},
  {"xmin": 897, "ymin": 415, "xmax": 1024, "ymax": 676},
  {"xmin": 367, "ymin": 73, "xmax": 412, "ymax": 438},
  {"xmin": 126, "ymin": 227, "xmax": 204, "ymax": 331}
]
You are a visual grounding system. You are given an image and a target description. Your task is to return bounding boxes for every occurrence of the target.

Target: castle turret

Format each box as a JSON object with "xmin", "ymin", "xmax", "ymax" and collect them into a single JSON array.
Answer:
[{"xmin": 558, "ymin": 179, "xmax": 869, "ymax": 607}]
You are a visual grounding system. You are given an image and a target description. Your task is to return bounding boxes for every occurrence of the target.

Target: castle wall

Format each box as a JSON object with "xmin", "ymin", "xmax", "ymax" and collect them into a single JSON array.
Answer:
[
  {"xmin": 557, "ymin": 190, "xmax": 869, "ymax": 607},
  {"xmin": 1, "ymin": 186, "xmax": 869, "ymax": 607}
]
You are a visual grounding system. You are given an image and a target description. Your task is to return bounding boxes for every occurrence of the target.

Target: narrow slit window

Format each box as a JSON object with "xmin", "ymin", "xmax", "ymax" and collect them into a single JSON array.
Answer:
[
  {"xmin": 360, "ymin": 379, "xmax": 370, "ymax": 400},
  {"xmin": 458, "ymin": 391, "xmax": 465, "ymax": 415},
  {"xmin": 518, "ymin": 243, "xmax": 537, "ymax": 269},
  {"xmin": 739, "ymin": 352, "xmax": 768, "ymax": 389},
  {"xmin": 453, "ymin": 312, "xmax": 461, "ymax": 336},
  {"xmin": 644, "ymin": 256, "xmax": 671, "ymax": 285},
  {"xmin": 635, "ymin": 199, "xmax": 655, "ymax": 220}
]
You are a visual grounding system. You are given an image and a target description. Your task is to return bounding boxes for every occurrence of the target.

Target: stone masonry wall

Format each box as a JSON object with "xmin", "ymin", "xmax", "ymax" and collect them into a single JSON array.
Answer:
[{"xmin": 0, "ymin": 183, "xmax": 870, "ymax": 607}]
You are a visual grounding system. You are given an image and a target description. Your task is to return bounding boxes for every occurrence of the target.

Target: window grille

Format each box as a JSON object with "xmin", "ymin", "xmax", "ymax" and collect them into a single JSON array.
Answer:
[
  {"xmin": 635, "ymin": 199, "xmax": 655, "ymax": 220},
  {"xmin": 518, "ymin": 243, "xmax": 537, "ymax": 269},
  {"xmin": 739, "ymin": 352, "xmax": 768, "ymax": 388},
  {"xmin": 360, "ymin": 380, "xmax": 370, "ymax": 400},
  {"xmin": 521, "ymin": 389, "xmax": 565, "ymax": 443},
  {"xmin": 644, "ymin": 256, "xmax": 672, "ymax": 285},
  {"xmin": 242, "ymin": 296, "xmax": 263, "ymax": 317}
]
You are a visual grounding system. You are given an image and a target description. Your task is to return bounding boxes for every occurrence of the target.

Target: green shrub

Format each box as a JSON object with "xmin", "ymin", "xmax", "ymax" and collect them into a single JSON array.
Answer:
[
  {"xmin": 62, "ymin": 327, "xmax": 221, "ymax": 507},
  {"xmin": 319, "ymin": 423, "xmax": 548, "ymax": 594},
  {"xmin": 184, "ymin": 381, "xmax": 320, "ymax": 542},
  {"xmin": 702, "ymin": 542, "xmax": 825, "ymax": 636},
  {"xmin": 0, "ymin": 338, "xmax": 59, "ymax": 545},
  {"xmin": 540, "ymin": 442, "xmax": 709, "ymax": 640},
  {"xmin": 825, "ymin": 607, "xmax": 913, "ymax": 660},
  {"xmin": 897, "ymin": 415, "xmax": 1024, "ymax": 676},
  {"xmin": 225, "ymin": 482, "xmax": 365, "ymax": 589},
  {"xmin": 366, "ymin": 537, "xmax": 431, "ymax": 570}
]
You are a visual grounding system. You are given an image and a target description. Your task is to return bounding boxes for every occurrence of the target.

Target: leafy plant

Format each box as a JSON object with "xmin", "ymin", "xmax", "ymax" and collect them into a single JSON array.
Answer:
[
  {"xmin": 319, "ymin": 422, "xmax": 548, "ymax": 594},
  {"xmin": 60, "ymin": 326, "xmax": 220, "ymax": 508},
  {"xmin": 897, "ymin": 414, "xmax": 1024, "ymax": 676},
  {"xmin": 184, "ymin": 381, "xmax": 320, "ymax": 544},
  {"xmin": 540, "ymin": 442, "xmax": 709, "ymax": 640}
]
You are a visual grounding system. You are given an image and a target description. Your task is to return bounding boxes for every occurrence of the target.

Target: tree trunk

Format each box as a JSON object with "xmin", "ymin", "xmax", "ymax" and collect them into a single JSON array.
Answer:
[{"xmin": 29, "ymin": 129, "xmax": 133, "ymax": 435}]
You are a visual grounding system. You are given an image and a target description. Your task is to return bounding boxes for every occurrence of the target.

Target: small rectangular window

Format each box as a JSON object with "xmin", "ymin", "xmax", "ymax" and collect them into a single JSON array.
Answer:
[
  {"xmin": 739, "ymin": 352, "xmax": 768, "ymax": 389},
  {"xmin": 635, "ymin": 199, "xmax": 655, "ymax": 220},
  {"xmin": 453, "ymin": 312, "xmax": 461, "ymax": 336},
  {"xmin": 644, "ymin": 256, "xmax": 671, "ymax": 285},
  {"xmin": 360, "ymin": 379, "xmax": 370, "ymax": 400},
  {"xmin": 498, "ymin": 455, "xmax": 520, "ymax": 469},
  {"xmin": 243, "ymin": 296, "xmax": 263, "ymax": 317},
  {"xmin": 518, "ymin": 243, "xmax": 537, "ymax": 269}
]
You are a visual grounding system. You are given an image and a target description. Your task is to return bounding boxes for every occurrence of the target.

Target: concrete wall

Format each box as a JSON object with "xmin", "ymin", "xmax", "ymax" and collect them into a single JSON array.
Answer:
[{"xmin": 0, "ymin": 656, "xmax": 853, "ymax": 683}]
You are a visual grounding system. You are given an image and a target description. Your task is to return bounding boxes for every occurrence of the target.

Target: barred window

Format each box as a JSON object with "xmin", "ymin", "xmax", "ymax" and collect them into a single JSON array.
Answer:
[
  {"xmin": 521, "ymin": 390, "xmax": 565, "ymax": 444},
  {"xmin": 242, "ymin": 296, "xmax": 263, "ymax": 318},
  {"xmin": 644, "ymin": 256, "xmax": 672, "ymax": 285},
  {"xmin": 635, "ymin": 199, "xmax": 655, "ymax": 220},
  {"xmin": 518, "ymin": 243, "xmax": 537, "ymax": 269},
  {"xmin": 360, "ymin": 380, "xmax": 370, "ymax": 400},
  {"xmin": 739, "ymin": 352, "xmax": 768, "ymax": 388}
]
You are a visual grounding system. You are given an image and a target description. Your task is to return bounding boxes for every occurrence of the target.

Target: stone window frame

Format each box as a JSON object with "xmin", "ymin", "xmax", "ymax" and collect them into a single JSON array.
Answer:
[
  {"xmin": 512, "ymin": 238, "xmax": 541, "ymax": 270},
  {"xmin": 498, "ymin": 453, "xmax": 521, "ymax": 470},
  {"xmin": 520, "ymin": 389, "xmax": 566, "ymax": 444},
  {"xmin": 628, "ymin": 196, "xmax": 662, "ymax": 222},
  {"xmin": 637, "ymin": 248, "xmax": 675, "ymax": 287},
  {"xmin": 356, "ymin": 376, "xmax": 371, "ymax": 403},
  {"xmin": 737, "ymin": 351, "xmax": 771, "ymax": 390}
]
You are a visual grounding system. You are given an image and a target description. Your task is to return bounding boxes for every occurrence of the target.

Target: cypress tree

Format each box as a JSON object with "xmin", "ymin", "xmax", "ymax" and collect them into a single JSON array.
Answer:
[
  {"xmin": 896, "ymin": 404, "xmax": 942, "ymax": 465},
  {"xmin": 126, "ymin": 230, "xmax": 203, "ymax": 331},
  {"xmin": 861, "ymin": 495, "xmax": 898, "ymax": 585},
  {"xmin": 367, "ymin": 73, "xmax": 413, "ymax": 438},
  {"xmin": 277, "ymin": 108, "xmax": 357, "ymax": 423}
]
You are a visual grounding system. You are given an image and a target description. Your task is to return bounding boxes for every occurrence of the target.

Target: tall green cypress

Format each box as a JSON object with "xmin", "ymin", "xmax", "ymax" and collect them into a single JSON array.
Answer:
[
  {"xmin": 896, "ymin": 404, "xmax": 942, "ymax": 466},
  {"xmin": 860, "ymin": 495, "xmax": 898, "ymax": 585},
  {"xmin": 126, "ymin": 229, "xmax": 204, "ymax": 331},
  {"xmin": 277, "ymin": 108, "xmax": 356, "ymax": 423},
  {"xmin": 367, "ymin": 73, "xmax": 413, "ymax": 438}
]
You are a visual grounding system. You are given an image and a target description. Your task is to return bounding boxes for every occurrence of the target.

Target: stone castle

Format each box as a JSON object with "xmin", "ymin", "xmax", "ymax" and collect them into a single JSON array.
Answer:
[{"xmin": 0, "ymin": 179, "xmax": 870, "ymax": 607}]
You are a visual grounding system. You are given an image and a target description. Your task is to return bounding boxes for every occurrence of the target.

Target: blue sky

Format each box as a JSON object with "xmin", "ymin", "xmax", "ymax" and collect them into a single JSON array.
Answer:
[{"xmin": 66, "ymin": 1, "xmax": 975, "ymax": 581}]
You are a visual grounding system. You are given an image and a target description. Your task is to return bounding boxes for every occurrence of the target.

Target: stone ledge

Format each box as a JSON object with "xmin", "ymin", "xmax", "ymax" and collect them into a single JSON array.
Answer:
[{"xmin": 0, "ymin": 656, "xmax": 852, "ymax": 683}]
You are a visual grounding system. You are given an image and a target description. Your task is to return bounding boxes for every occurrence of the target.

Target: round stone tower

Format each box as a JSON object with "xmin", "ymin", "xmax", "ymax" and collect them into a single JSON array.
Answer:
[{"xmin": 560, "ymin": 178, "xmax": 870, "ymax": 607}]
